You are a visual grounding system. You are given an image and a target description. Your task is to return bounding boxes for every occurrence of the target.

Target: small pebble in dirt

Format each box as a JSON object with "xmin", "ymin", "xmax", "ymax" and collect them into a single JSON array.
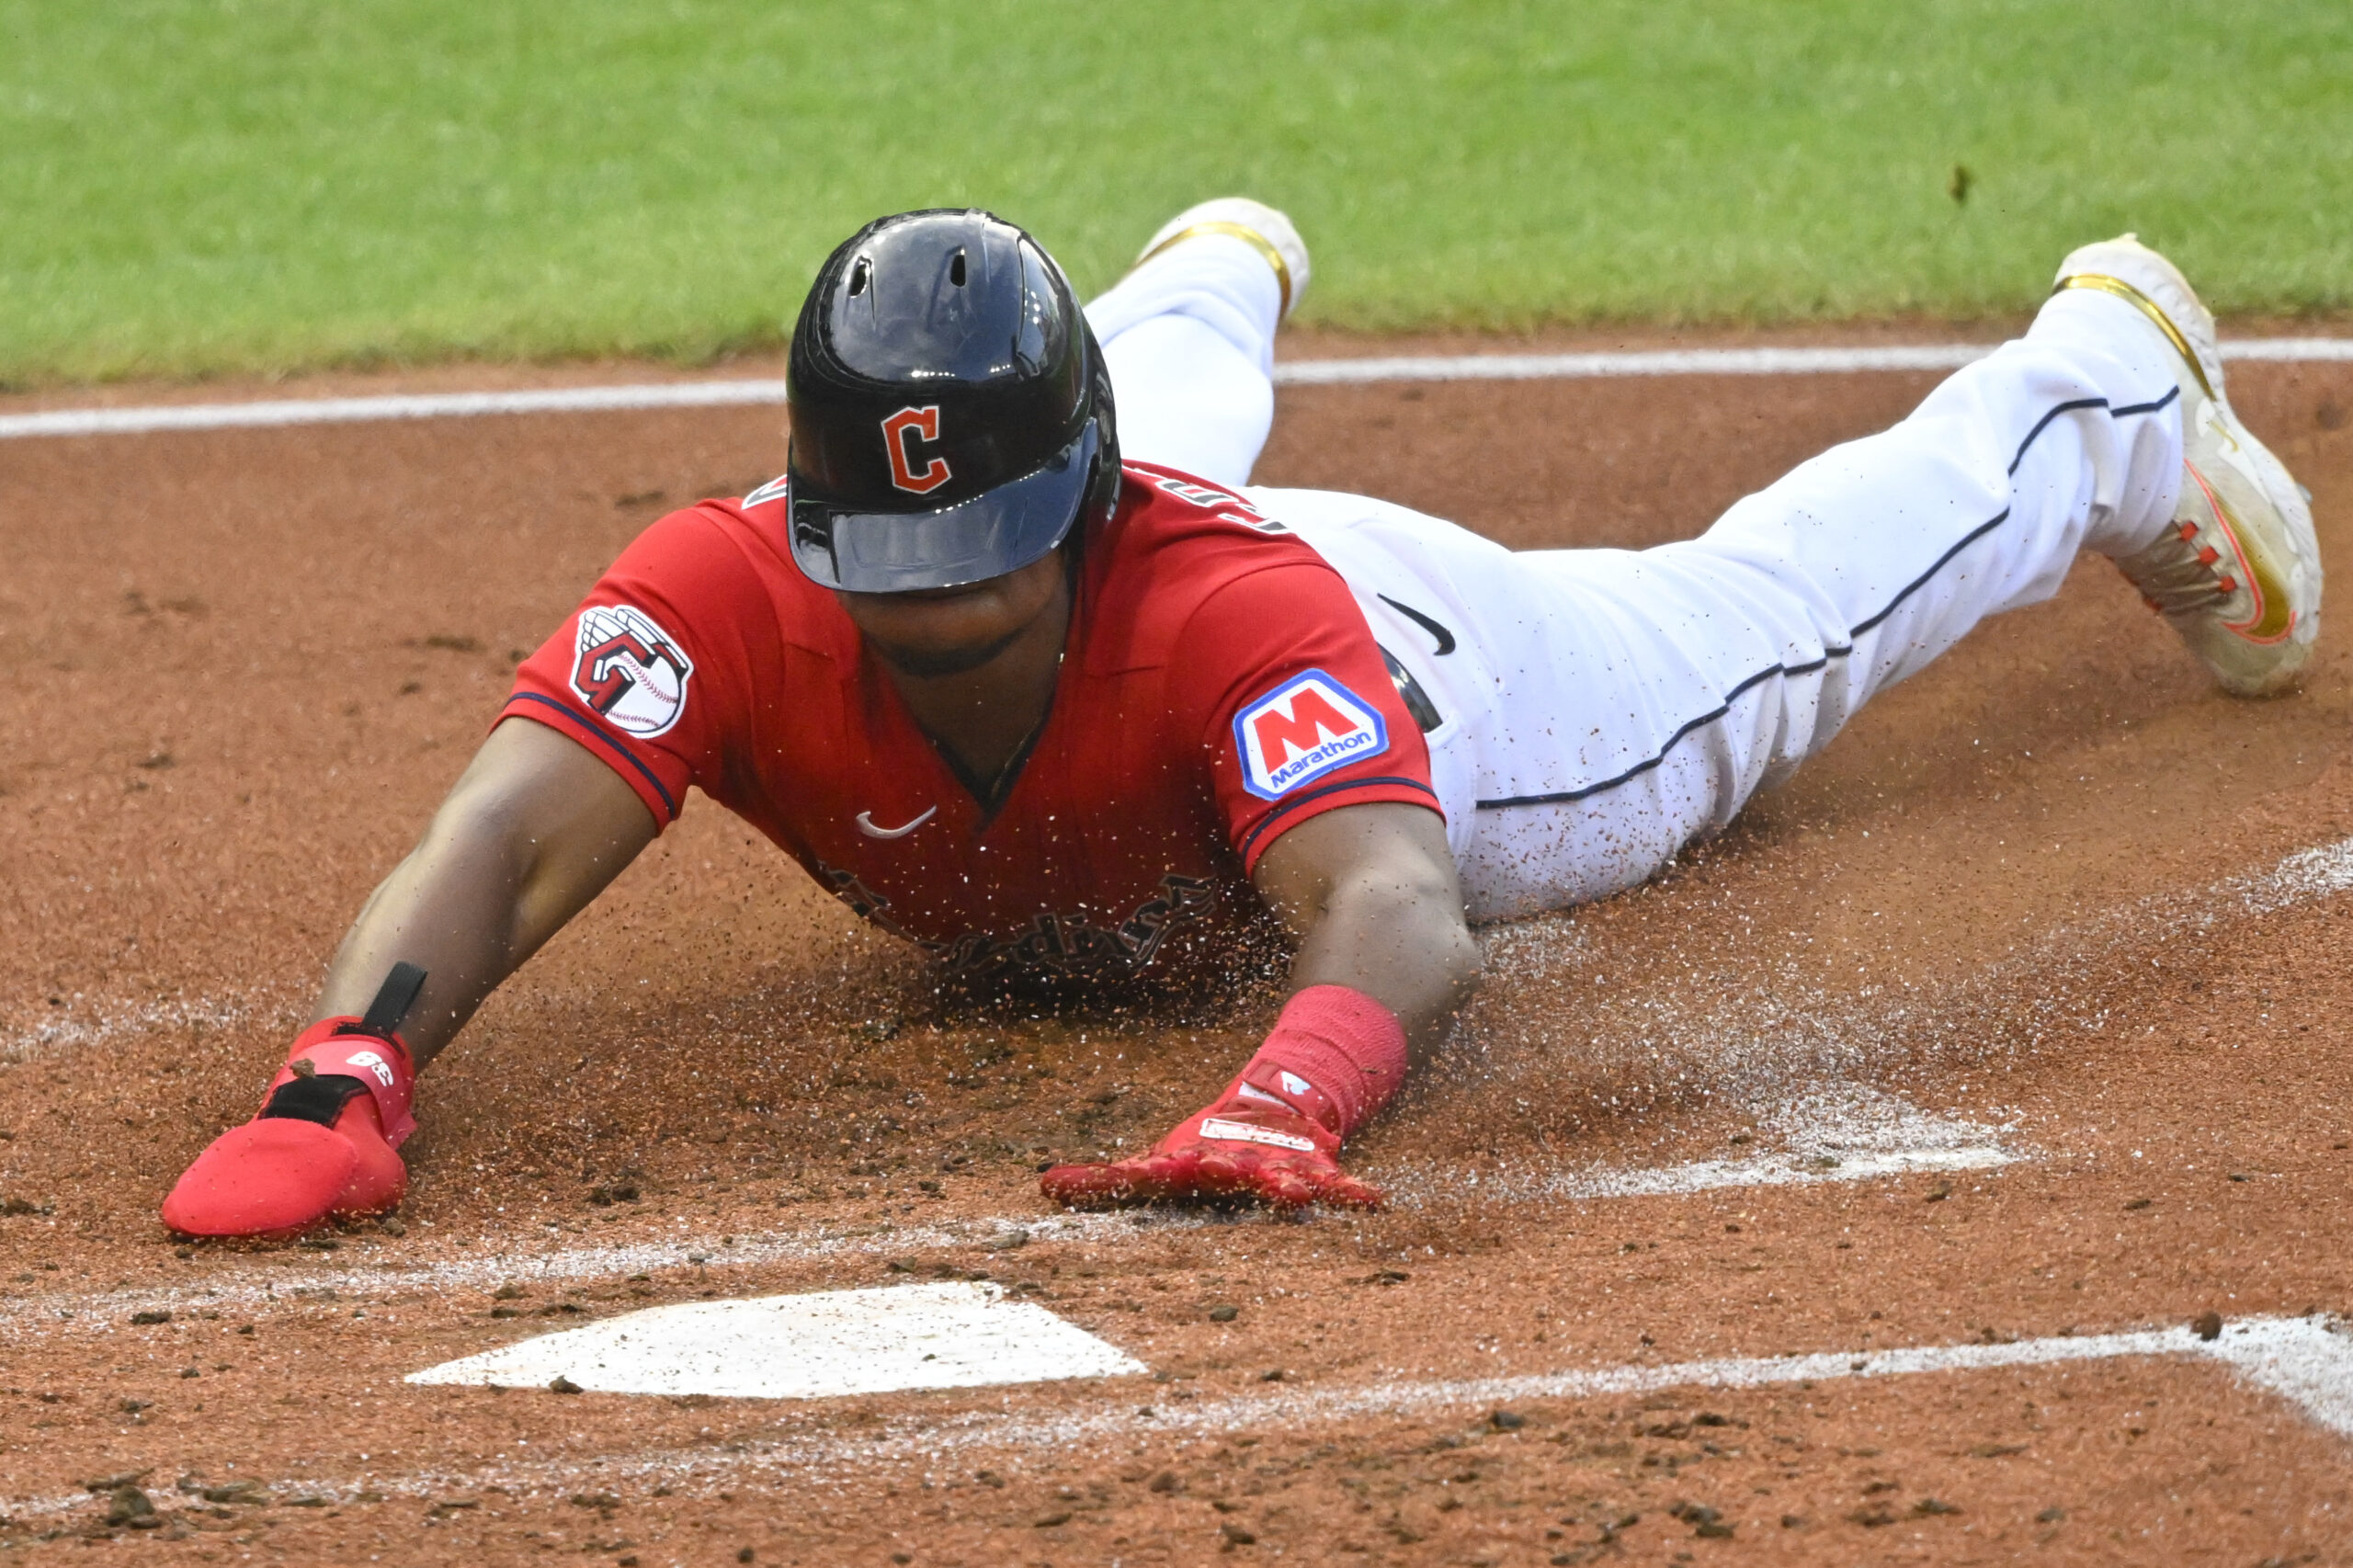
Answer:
[
  {"xmin": 1924, "ymin": 1186, "xmax": 1949, "ymax": 1203},
  {"xmin": 1780, "ymin": 1515, "xmax": 1804, "ymax": 1528},
  {"xmin": 1259, "ymin": 1369, "xmax": 1287, "ymax": 1382},
  {"xmin": 1148, "ymin": 1471, "xmax": 1181, "ymax": 1494},
  {"xmin": 2123, "ymin": 1197, "xmax": 2152, "ymax": 1210},
  {"xmin": 2192, "ymin": 1311, "xmax": 2223, "ymax": 1341},
  {"xmin": 494, "ymin": 1284, "xmax": 527, "ymax": 1301},
  {"xmin": 548, "ymin": 1375, "xmax": 584, "ymax": 1394},
  {"xmin": 1208, "ymin": 1305, "xmax": 1239, "ymax": 1323},
  {"xmin": 179, "ymin": 1367, "xmax": 199, "ymax": 1379},
  {"xmin": 1220, "ymin": 1522, "xmax": 1257, "ymax": 1546},
  {"xmin": 85, "ymin": 1470, "xmax": 153, "ymax": 1493},
  {"xmin": 975, "ymin": 1471, "xmax": 1006, "ymax": 1490},
  {"xmin": 736, "ymin": 1550, "xmax": 754, "ymax": 1564},
  {"xmin": 1033, "ymin": 1511, "xmax": 1072, "ymax": 1528},
  {"xmin": 1849, "ymin": 1504, "xmax": 1895, "ymax": 1528},
  {"xmin": 2034, "ymin": 1506, "xmax": 2066, "ymax": 1523},
  {"xmin": 1913, "ymin": 1498, "xmax": 1960, "ymax": 1517},
  {"xmin": 892, "ymin": 1555, "xmax": 912, "ymax": 1565},
  {"xmin": 129, "ymin": 1310, "xmax": 171, "ymax": 1326},
  {"xmin": 379, "ymin": 1217, "xmax": 407, "ymax": 1236},
  {"xmin": 105, "ymin": 1487, "xmax": 156, "ymax": 1528},
  {"xmin": 1490, "ymin": 1410, "xmax": 1526, "ymax": 1431},
  {"xmin": 619, "ymin": 1558, "xmax": 639, "ymax": 1567},
  {"xmin": 173, "ymin": 1247, "xmax": 194, "ymax": 1260}
]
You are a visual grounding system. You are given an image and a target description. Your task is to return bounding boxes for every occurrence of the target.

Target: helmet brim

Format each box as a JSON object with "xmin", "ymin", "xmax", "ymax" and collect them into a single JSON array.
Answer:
[{"xmin": 789, "ymin": 420, "xmax": 1101, "ymax": 594}]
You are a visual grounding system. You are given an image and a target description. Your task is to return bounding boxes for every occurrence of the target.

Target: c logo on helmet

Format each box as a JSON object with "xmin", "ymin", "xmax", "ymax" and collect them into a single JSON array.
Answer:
[{"xmin": 881, "ymin": 405, "xmax": 952, "ymax": 494}]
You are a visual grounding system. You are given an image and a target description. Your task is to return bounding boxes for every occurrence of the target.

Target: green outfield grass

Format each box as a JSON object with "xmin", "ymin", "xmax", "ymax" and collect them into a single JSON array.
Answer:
[{"xmin": 3, "ymin": 0, "xmax": 2349, "ymax": 383}]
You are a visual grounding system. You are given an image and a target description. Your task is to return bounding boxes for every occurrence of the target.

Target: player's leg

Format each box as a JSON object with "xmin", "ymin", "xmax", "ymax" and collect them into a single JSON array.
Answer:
[
  {"xmin": 1456, "ymin": 246, "xmax": 2315, "ymax": 919},
  {"xmin": 1086, "ymin": 199, "xmax": 1309, "ymax": 489}
]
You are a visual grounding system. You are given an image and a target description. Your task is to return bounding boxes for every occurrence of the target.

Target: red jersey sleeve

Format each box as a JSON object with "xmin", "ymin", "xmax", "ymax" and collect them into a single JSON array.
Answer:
[
  {"xmin": 1184, "ymin": 561, "xmax": 1441, "ymax": 872},
  {"xmin": 500, "ymin": 505, "xmax": 770, "ymax": 828}
]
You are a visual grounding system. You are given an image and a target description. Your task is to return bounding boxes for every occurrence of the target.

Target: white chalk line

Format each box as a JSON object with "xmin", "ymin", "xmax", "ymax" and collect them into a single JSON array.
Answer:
[
  {"xmin": 0, "ymin": 1092, "xmax": 2012, "ymax": 1340},
  {"xmin": 4, "ymin": 338, "xmax": 2348, "ymax": 440},
  {"xmin": 0, "ymin": 996, "xmax": 270, "ymax": 1067},
  {"xmin": 0, "ymin": 1140, "xmax": 1986, "ymax": 1339},
  {"xmin": 6, "ymin": 1313, "xmax": 2344, "ymax": 1518},
  {"xmin": 11, "ymin": 829, "xmax": 2350, "ymax": 1340}
]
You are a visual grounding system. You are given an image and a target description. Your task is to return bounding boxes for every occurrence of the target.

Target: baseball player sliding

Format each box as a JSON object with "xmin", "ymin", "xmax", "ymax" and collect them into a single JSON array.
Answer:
[{"xmin": 164, "ymin": 200, "xmax": 2321, "ymax": 1237}]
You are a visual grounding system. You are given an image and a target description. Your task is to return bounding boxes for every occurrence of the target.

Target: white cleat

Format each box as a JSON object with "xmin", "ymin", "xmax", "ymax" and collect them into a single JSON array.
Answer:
[
  {"xmin": 2053, "ymin": 234, "xmax": 2322, "ymax": 696},
  {"xmin": 1131, "ymin": 198, "xmax": 1311, "ymax": 322}
]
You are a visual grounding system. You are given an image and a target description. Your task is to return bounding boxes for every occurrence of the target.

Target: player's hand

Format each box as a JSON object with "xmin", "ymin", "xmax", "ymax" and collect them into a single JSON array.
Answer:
[
  {"xmin": 1040, "ymin": 1091, "xmax": 1383, "ymax": 1212},
  {"xmin": 161, "ymin": 1019, "xmax": 418, "ymax": 1239}
]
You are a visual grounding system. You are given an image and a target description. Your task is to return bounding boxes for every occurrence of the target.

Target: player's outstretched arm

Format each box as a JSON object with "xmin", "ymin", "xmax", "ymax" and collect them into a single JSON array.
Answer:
[
  {"xmin": 161, "ymin": 719, "xmax": 657, "ymax": 1237},
  {"xmin": 1042, "ymin": 803, "xmax": 1477, "ymax": 1212},
  {"xmin": 313, "ymin": 718, "xmax": 660, "ymax": 1064},
  {"xmin": 1247, "ymin": 801, "xmax": 1481, "ymax": 1059}
]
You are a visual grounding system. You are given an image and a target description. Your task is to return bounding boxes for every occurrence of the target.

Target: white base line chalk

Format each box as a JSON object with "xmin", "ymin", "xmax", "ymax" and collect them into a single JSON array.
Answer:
[
  {"xmin": 772, "ymin": 1315, "xmax": 2350, "ymax": 1474},
  {"xmin": 5, "ymin": 339, "xmax": 2347, "ymax": 440},
  {"xmin": 10, "ymin": 1083, "xmax": 2018, "ymax": 1341},
  {"xmin": 405, "ymin": 1280, "xmax": 1145, "ymax": 1400},
  {"xmin": 0, "ymin": 1315, "xmax": 2341, "ymax": 1519},
  {"xmin": 1541, "ymin": 1141, "xmax": 2013, "ymax": 1200}
]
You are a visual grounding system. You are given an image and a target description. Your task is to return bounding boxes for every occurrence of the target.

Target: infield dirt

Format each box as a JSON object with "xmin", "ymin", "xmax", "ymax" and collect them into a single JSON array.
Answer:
[{"xmin": 2, "ymin": 334, "xmax": 2351, "ymax": 1563}]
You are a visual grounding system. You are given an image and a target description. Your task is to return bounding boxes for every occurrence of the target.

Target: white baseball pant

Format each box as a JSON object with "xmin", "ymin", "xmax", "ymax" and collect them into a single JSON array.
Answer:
[{"xmin": 1088, "ymin": 235, "xmax": 2186, "ymax": 921}]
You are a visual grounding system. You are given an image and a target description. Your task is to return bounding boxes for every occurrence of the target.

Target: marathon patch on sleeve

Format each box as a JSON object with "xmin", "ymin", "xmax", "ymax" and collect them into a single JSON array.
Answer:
[
  {"xmin": 571, "ymin": 604, "xmax": 695, "ymax": 738},
  {"xmin": 1233, "ymin": 669, "xmax": 1390, "ymax": 801}
]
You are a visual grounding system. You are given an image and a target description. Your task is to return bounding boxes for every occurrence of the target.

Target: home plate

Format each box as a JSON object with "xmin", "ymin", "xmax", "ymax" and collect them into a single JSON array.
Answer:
[{"xmin": 405, "ymin": 1281, "xmax": 1147, "ymax": 1400}]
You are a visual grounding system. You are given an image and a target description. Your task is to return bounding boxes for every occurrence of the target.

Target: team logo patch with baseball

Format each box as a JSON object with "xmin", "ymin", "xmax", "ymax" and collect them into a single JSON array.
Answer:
[
  {"xmin": 1233, "ymin": 669, "xmax": 1389, "ymax": 801},
  {"xmin": 571, "ymin": 604, "xmax": 695, "ymax": 738}
]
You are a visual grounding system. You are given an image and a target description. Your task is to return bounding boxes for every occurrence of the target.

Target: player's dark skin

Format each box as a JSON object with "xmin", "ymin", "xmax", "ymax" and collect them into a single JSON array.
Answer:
[{"xmin": 315, "ymin": 548, "xmax": 1483, "ymax": 1071}]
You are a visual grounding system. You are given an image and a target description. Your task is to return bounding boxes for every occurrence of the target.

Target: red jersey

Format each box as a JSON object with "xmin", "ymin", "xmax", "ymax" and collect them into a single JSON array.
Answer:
[{"xmin": 503, "ymin": 461, "xmax": 1438, "ymax": 983}]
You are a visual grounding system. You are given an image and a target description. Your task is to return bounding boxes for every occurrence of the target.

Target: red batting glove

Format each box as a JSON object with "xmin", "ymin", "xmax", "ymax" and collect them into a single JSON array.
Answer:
[
  {"xmin": 1040, "ymin": 1084, "xmax": 1384, "ymax": 1212},
  {"xmin": 161, "ymin": 1019, "xmax": 418, "ymax": 1239}
]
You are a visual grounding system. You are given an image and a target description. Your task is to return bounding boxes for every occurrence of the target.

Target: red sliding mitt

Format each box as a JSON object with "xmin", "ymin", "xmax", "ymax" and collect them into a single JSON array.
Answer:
[
  {"xmin": 1041, "ymin": 985, "xmax": 1406, "ymax": 1213},
  {"xmin": 161, "ymin": 965, "xmax": 425, "ymax": 1239}
]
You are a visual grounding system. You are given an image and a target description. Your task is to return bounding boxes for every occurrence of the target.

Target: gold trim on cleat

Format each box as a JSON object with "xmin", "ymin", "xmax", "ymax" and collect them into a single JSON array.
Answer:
[
  {"xmin": 1131, "ymin": 221, "xmax": 1293, "ymax": 316},
  {"xmin": 2185, "ymin": 462, "xmax": 2298, "ymax": 643},
  {"xmin": 2052, "ymin": 273, "xmax": 2216, "ymax": 401}
]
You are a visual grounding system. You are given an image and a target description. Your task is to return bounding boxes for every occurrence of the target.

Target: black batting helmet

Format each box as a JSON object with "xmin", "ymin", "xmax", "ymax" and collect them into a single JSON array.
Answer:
[{"xmin": 784, "ymin": 210, "xmax": 1120, "ymax": 593}]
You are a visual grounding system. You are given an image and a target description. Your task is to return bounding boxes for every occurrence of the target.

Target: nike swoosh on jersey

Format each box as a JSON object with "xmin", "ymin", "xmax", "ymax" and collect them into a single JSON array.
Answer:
[{"xmin": 856, "ymin": 805, "xmax": 938, "ymax": 839}]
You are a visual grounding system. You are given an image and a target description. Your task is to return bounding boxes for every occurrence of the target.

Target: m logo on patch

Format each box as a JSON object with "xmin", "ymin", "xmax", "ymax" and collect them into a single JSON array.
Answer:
[
  {"xmin": 571, "ymin": 604, "xmax": 695, "ymax": 738},
  {"xmin": 1234, "ymin": 669, "xmax": 1389, "ymax": 800}
]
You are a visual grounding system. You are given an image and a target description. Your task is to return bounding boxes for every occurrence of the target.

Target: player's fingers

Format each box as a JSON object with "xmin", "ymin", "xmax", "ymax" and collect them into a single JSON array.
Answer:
[
  {"xmin": 1187, "ymin": 1149, "xmax": 1262, "ymax": 1201},
  {"xmin": 1041, "ymin": 1152, "xmax": 1210, "ymax": 1209},
  {"xmin": 1305, "ymin": 1167, "xmax": 1385, "ymax": 1210},
  {"xmin": 1252, "ymin": 1166, "xmax": 1319, "ymax": 1210},
  {"xmin": 1040, "ymin": 1159, "xmax": 1155, "ymax": 1209}
]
